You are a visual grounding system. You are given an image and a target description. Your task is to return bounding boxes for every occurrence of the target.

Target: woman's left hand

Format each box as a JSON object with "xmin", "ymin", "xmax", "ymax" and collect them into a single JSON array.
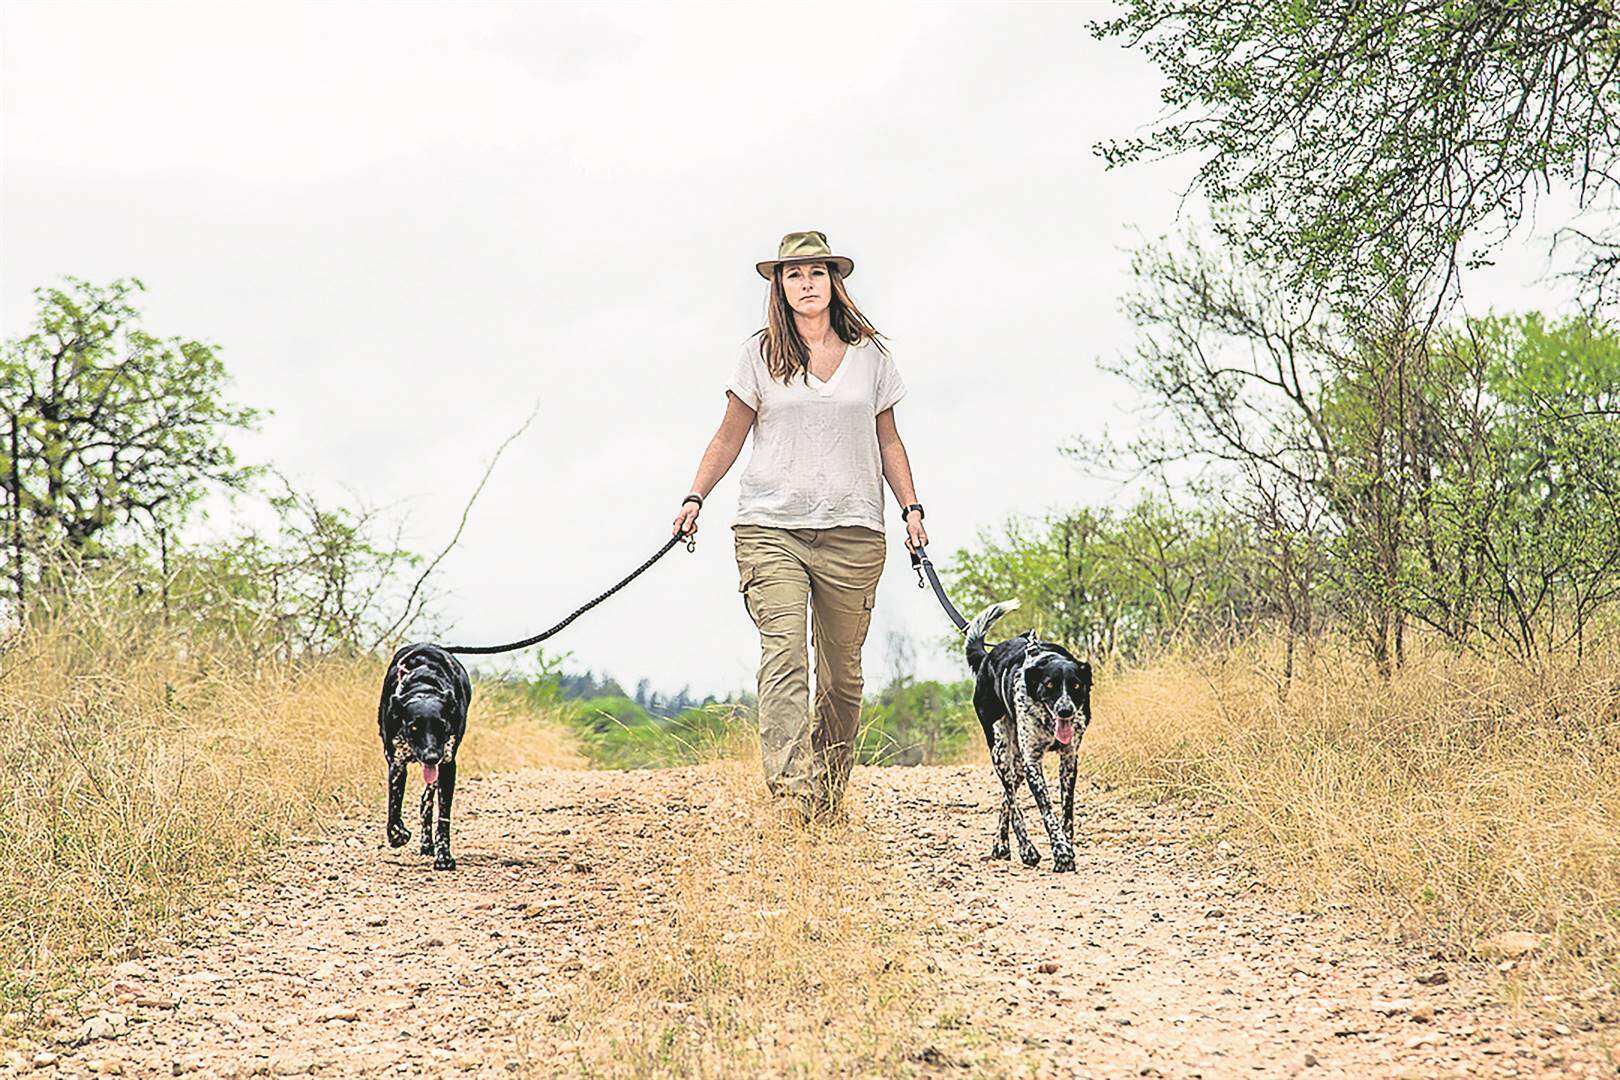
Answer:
[{"xmin": 904, "ymin": 511, "xmax": 928, "ymax": 554}]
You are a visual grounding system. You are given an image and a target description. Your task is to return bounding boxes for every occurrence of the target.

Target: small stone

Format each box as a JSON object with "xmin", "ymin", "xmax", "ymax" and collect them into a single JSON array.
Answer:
[
  {"xmin": 32, "ymin": 1051, "xmax": 60, "ymax": 1069},
  {"xmin": 1415, "ymin": 970, "xmax": 1449, "ymax": 986},
  {"xmin": 317, "ymin": 1007, "xmax": 360, "ymax": 1023},
  {"xmin": 1036, "ymin": 962, "xmax": 1060, "ymax": 974},
  {"xmin": 1410, "ymin": 1004, "xmax": 1435, "ymax": 1023},
  {"xmin": 77, "ymin": 1012, "xmax": 129, "ymax": 1044},
  {"xmin": 1205, "ymin": 908, "xmax": 1225, "ymax": 919},
  {"xmin": 1303, "ymin": 1052, "xmax": 1319, "ymax": 1067},
  {"xmin": 1371, "ymin": 998, "xmax": 1413, "ymax": 1016}
]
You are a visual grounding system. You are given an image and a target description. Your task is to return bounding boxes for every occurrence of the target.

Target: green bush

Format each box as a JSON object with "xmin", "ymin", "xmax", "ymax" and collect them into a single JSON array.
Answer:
[{"xmin": 857, "ymin": 679, "xmax": 978, "ymax": 766}]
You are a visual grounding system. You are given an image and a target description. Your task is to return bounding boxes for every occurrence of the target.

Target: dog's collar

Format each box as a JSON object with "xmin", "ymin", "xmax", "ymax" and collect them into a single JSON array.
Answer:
[{"xmin": 1020, "ymin": 641, "xmax": 1049, "ymax": 672}]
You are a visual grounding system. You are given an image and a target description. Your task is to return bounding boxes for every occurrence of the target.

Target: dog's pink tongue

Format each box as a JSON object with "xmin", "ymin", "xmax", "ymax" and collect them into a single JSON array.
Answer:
[
  {"xmin": 1054, "ymin": 719, "xmax": 1075, "ymax": 746},
  {"xmin": 422, "ymin": 763, "xmax": 439, "ymax": 786}
]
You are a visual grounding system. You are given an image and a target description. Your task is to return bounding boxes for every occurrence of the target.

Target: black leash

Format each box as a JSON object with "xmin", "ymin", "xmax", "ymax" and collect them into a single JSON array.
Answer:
[
  {"xmin": 443, "ymin": 531, "xmax": 695, "ymax": 656},
  {"xmin": 909, "ymin": 543, "xmax": 969, "ymax": 633}
]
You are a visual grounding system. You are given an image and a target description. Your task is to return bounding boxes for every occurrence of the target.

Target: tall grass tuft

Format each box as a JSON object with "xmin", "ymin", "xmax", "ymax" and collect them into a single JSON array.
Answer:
[
  {"xmin": 533, "ymin": 751, "xmax": 967, "ymax": 1077},
  {"xmin": 0, "ymin": 603, "xmax": 579, "ymax": 1006},
  {"xmin": 1082, "ymin": 634, "xmax": 1620, "ymax": 989}
]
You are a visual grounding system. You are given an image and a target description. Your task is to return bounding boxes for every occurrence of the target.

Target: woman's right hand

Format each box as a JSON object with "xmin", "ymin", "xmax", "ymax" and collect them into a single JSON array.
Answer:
[{"xmin": 673, "ymin": 499, "xmax": 701, "ymax": 539}]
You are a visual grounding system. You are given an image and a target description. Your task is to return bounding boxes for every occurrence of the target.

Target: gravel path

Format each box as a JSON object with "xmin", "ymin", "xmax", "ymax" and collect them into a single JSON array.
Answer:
[{"xmin": 10, "ymin": 765, "xmax": 1612, "ymax": 1078}]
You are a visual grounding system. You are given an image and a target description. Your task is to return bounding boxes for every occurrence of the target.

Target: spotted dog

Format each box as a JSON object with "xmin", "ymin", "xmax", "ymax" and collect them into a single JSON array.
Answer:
[
  {"xmin": 377, "ymin": 642, "xmax": 471, "ymax": 871},
  {"xmin": 965, "ymin": 600, "xmax": 1093, "ymax": 873}
]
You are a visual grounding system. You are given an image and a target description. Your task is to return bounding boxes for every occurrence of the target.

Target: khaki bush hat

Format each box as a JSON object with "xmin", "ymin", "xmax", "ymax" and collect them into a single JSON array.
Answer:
[{"xmin": 755, "ymin": 230, "xmax": 855, "ymax": 280}]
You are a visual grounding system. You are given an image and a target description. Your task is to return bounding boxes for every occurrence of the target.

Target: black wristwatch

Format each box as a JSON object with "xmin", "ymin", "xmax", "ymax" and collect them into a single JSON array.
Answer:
[
  {"xmin": 902, "ymin": 502, "xmax": 924, "ymax": 520},
  {"xmin": 682, "ymin": 493, "xmax": 704, "ymax": 508}
]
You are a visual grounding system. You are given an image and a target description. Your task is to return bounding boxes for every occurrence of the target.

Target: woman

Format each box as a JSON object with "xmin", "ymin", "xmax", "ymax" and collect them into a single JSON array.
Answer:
[{"xmin": 673, "ymin": 230, "xmax": 928, "ymax": 824}]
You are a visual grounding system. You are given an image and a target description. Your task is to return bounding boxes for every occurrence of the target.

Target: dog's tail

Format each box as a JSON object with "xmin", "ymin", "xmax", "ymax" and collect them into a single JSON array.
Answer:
[{"xmin": 965, "ymin": 599, "xmax": 1021, "ymax": 674}]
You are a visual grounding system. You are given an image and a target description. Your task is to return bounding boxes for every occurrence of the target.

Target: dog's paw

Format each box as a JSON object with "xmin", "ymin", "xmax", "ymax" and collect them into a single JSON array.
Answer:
[
  {"xmin": 433, "ymin": 851, "xmax": 457, "ymax": 871},
  {"xmin": 989, "ymin": 843, "xmax": 1011, "ymax": 861},
  {"xmin": 386, "ymin": 822, "xmax": 411, "ymax": 848},
  {"xmin": 419, "ymin": 839, "xmax": 435, "ymax": 857},
  {"xmin": 1052, "ymin": 849, "xmax": 1076, "ymax": 873},
  {"xmin": 1018, "ymin": 847, "xmax": 1041, "ymax": 868}
]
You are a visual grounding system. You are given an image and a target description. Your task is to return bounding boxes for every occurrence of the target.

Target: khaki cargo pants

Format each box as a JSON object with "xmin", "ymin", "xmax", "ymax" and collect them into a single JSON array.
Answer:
[{"xmin": 734, "ymin": 524, "xmax": 886, "ymax": 817}]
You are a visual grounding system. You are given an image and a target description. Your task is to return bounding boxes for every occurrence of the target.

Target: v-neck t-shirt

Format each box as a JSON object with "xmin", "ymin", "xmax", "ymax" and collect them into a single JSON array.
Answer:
[{"xmin": 725, "ymin": 335, "xmax": 906, "ymax": 532}]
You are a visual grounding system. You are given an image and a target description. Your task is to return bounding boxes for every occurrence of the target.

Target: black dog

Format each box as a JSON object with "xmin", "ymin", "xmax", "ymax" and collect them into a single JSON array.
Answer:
[
  {"xmin": 965, "ymin": 600, "xmax": 1093, "ymax": 872},
  {"xmin": 377, "ymin": 643, "xmax": 471, "ymax": 870}
]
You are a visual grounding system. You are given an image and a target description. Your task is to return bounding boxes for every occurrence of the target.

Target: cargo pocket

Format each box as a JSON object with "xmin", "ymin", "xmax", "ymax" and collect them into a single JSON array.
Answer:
[{"xmin": 855, "ymin": 587, "xmax": 877, "ymax": 647}]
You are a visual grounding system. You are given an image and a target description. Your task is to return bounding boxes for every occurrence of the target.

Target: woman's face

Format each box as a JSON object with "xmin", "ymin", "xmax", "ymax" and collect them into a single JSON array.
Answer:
[{"xmin": 780, "ymin": 262, "xmax": 831, "ymax": 318}]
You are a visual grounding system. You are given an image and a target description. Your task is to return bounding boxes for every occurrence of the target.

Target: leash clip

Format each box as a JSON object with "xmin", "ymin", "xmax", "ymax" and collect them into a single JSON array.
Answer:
[
  {"xmin": 683, "ymin": 531, "xmax": 697, "ymax": 554},
  {"xmin": 910, "ymin": 548, "xmax": 927, "ymax": 589}
]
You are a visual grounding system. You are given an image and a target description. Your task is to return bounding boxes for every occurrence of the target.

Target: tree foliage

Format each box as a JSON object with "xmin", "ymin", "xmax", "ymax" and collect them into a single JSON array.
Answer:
[
  {"xmin": 2, "ymin": 278, "xmax": 440, "ymax": 656},
  {"xmin": 1093, "ymin": 1, "xmax": 1620, "ymax": 302},
  {"xmin": 160, "ymin": 478, "xmax": 427, "ymax": 658},
  {"xmin": 1090, "ymin": 226, "xmax": 1620, "ymax": 667},
  {"xmin": 0, "ymin": 277, "xmax": 259, "ymax": 599},
  {"xmin": 858, "ymin": 679, "xmax": 978, "ymax": 766},
  {"xmin": 944, "ymin": 498, "xmax": 1270, "ymax": 662}
]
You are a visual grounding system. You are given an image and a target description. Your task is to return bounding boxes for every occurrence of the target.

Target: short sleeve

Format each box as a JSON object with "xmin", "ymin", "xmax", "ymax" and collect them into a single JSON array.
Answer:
[
  {"xmin": 727, "ymin": 338, "xmax": 762, "ymax": 411},
  {"xmin": 875, "ymin": 349, "xmax": 906, "ymax": 414}
]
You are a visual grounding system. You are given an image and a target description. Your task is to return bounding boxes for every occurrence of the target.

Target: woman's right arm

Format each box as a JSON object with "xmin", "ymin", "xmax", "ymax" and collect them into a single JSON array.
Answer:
[{"xmin": 673, "ymin": 392, "xmax": 756, "ymax": 538}]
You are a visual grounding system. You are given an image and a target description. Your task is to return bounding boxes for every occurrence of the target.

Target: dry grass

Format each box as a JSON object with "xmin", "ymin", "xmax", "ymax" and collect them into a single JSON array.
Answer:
[
  {"xmin": 1083, "ymin": 634, "xmax": 1620, "ymax": 991},
  {"xmin": 0, "ymin": 611, "xmax": 578, "ymax": 1005},
  {"xmin": 532, "ymin": 746, "xmax": 997, "ymax": 1078}
]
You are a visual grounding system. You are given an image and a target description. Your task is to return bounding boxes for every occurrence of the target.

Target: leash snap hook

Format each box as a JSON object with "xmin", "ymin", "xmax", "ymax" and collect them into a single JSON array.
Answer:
[
  {"xmin": 909, "ymin": 548, "xmax": 926, "ymax": 589},
  {"xmin": 684, "ymin": 531, "xmax": 697, "ymax": 553}
]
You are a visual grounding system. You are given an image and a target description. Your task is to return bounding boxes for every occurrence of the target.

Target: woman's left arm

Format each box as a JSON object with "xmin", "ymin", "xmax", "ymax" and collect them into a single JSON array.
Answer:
[{"xmin": 877, "ymin": 408, "xmax": 928, "ymax": 553}]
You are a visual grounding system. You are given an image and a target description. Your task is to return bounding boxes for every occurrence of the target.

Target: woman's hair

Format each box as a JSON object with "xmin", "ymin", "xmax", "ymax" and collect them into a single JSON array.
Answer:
[{"xmin": 754, "ymin": 263, "xmax": 887, "ymax": 383}]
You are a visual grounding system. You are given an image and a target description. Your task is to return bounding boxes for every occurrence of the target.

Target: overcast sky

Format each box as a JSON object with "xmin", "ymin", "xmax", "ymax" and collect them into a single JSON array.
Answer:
[{"xmin": 1, "ymin": 1, "xmax": 1580, "ymax": 698}]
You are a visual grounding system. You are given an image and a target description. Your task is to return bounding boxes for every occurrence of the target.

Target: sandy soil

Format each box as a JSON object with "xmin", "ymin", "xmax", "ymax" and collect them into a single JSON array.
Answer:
[{"xmin": 7, "ymin": 765, "xmax": 1614, "ymax": 1078}]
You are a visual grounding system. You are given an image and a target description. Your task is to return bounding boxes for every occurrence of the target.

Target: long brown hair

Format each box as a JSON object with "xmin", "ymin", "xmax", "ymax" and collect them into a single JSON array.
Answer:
[{"xmin": 754, "ymin": 263, "xmax": 887, "ymax": 384}]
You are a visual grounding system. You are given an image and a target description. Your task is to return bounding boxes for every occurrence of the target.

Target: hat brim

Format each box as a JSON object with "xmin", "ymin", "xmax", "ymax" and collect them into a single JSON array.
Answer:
[{"xmin": 756, "ymin": 255, "xmax": 854, "ymax": 280}]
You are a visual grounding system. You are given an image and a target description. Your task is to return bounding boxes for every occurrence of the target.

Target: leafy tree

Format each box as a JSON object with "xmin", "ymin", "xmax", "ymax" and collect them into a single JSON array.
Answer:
[
  {"xmin": 1093, "ymin": 1, "xmax": 1620, "ymax": 304},
  {"xmin": 1462, "ymin": 314, "xmax": 1620, "ymax": 657},
  {"xmin": 0, "ymin": 278, "xmax": 259, "ymax": 604},
  {"xmin": 944, "ymin": 498, "xmax": 1268, "ymax": 663},
  {"xmin": 1088, "ymin": 230, "xmax": 1620, "ymax": 667},
  {"xmin": 1096, "ymin": 230, "xmax": 1511, "ymax": 672}
]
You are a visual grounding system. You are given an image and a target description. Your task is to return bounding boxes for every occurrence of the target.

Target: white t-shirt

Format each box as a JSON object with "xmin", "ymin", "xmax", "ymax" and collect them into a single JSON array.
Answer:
[{"xmin": 726, "ymin": 335, "xmax": 906, "ymax": 532}]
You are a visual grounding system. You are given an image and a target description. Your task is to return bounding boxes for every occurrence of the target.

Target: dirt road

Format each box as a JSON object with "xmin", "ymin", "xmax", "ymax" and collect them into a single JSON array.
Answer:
[{"xmin": 12, "ymin": 765, "xmax": 1613, "ymax": 1077}]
